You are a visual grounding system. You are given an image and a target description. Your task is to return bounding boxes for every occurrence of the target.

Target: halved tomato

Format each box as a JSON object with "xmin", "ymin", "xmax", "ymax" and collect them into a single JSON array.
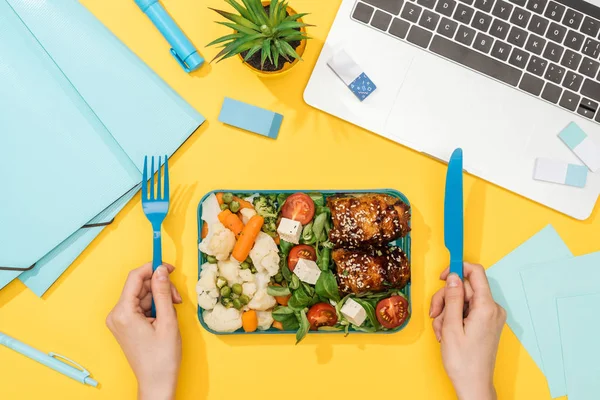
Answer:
[
  {"xmin": 281, "ymin": 193, "xmax": 315, "ymax": 225},
  {"xmin": 376, "ymin": 295, "xmax": 409, "ymax": 329},
  {"xmin": 288, "ymin": 245, "xmax": 317, "ymax": 271},
  {"xmin": 307, "ymin": 303, "xmax": 338, "ymax": 330}
]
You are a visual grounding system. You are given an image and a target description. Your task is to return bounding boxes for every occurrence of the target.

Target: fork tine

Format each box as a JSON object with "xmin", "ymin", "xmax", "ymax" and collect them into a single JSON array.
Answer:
[
  {"xmin": 150, "ymin": 156, "xmax": 155, "ymax": 200},
  {"xmin": 164, "ymin": 155, "xmax": 170, "ymax": 202},
  {"xmin": 142, "ymin": 156, "xmax": 148, "ymax": 201},
  {"xmin": 157, "ymin": 155, "xmax": 162, "ymax": 200}
]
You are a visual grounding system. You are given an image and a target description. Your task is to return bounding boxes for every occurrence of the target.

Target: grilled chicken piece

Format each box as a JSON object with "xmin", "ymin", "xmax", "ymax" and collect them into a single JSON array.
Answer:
[
  {"xmin": 327, "ymin": 194, "xmax": 410, "ymax": 247},
  {"xmin": 333, "ymin": 247, "xmax": 410, "ymax": 295}
]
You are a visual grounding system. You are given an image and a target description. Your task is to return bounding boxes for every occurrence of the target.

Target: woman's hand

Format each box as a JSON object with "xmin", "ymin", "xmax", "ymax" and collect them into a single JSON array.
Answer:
[
  {"xmin": 430, "ymin": 263, "xmax": 506, "ymax": 400},
  {"xmin": 106, "ymin": 263, "xmax": 183, "ymax": 400}
]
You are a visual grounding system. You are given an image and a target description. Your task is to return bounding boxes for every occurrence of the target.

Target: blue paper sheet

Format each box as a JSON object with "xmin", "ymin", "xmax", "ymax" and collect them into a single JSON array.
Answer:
[
  {"xmin": 557, "ymin": 293, "xmax": 600, "ymax": 400},
  {"xmin": 486, "ymin": 225, "xmax": 573, "ymax": 371},
  {"xmin": 520, "ymin": 251, "xmax": 600, "ymax": 398}
]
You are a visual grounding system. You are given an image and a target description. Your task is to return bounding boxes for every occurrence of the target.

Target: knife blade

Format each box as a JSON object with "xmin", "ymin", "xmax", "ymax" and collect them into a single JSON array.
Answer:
[{"xmin": 444, "ymin": 148, "xmax": 464, "ymax": 280}]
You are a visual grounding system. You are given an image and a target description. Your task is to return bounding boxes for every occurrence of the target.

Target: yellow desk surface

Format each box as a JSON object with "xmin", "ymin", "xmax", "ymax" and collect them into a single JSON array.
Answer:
[{"xmin": 1, "ymin": 1, "xmax": 599, "ymax": 399}]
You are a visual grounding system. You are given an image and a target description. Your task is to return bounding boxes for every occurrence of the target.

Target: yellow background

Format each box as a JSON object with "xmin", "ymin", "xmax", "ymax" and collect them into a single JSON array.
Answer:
[{"xmin": 1, "ymin": 0, "xmax": 598, "ymax": 399}]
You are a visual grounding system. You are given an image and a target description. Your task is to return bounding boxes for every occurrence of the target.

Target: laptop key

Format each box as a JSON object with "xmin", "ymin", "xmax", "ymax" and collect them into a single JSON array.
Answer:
[
  {"xmin": 436, "ymin": 0, "xmax": 457, "ymax": 16},
  {"xmin": 389, "ymin": 17, "xmax": 411, "ymax": 38},
  {"xmin": 563, "ymin": 70, "xmax": 584, "ymax": 91},
  {"xmin": 577, "ymin": 98, "xmax": 598, "ymax": 119},
  {"xmin": 528, "ymin": 15, "xmax": 549, "ymax": 36},
  {"xmin": 526, "ymin": 55, "xmax": 547, "ymax": 76},
  {"xmin": 353, "ymin": 3, "xmax": 375, "ymax": 23},
  {"xmin": 563, "ymin": 9, "xmax": 583, "ymax": 30},
  {"xmin": 543, "ymin": 42, "xmax": 564, "ymax": 63},
  {"xmin": 491, "ymin": 40, "xmax": 512, "ymax": 61},
  {"xmin": 519, "ymin": 73, "xmax": 544, "ymax": 95},
  {"xmin": 407, "ymin": 24, "xmax": 434, "ymax": 47},
  {"xmin": 508, "ymin": 26, "xmax": 528, "ymax": 47},
  {"xmin": 437, "ymin": 17, "xmax": 459, "ymax": 37},
  {"xmin": 544, "ymin": 1, "xmax": 565, "ymax": 23},
  {"xmin": 582, "ymin": 38, "xmax": 600, "ymax": 59},
  {"xmin": 525, "ymin": 34, "xmax": 546, "ymax": 55},
  {"xmin": 456, "ymin": 24, "xmax": 477, "ymax": 45},
  {"xmin": 419, "ymin": 9, "xmax": 441, "ymax": 30},
  {"xmin": 526, "ymin": 0, "xmax": 546, "ymax": 14},
  {"xmin": 401, "ymin": 2, "xmax": 423, "ymax": 23},
  {"xmin": 417, "ymin": 0, "xmax": 437, "ymax": 9},
  {"xmin": 511, "ymin": 8, "xmax": 531, "ymax": 28},
  {"xmin": 474, "ymin": 0, "xmax": 495, "ymax": 13},
  {"xmin": 559, "ymin": 90, "xmax": 581, "ymax": 111},
  {"xmin": 492, "ymin": 1, "xmax": 513, "ymax": 20},
  {"xmin": 565, "ymin": 30, "xmax": 585, "ymax": 52},
  {"xmin": 362, "ymin": 0, "xmax": 405, "ymax": 15},
  {"xmin": 579, "ymin": 57, "xmax": 600, "ymax": 79},
  {"xmin": 474, "ymin": 32, "xmax": 494, "ymax": 53},
  {"xmin": 541, "ymin": 82, "xmax": 562, "ymax": 103},
  {"xmin": 509, "ymin": 47, "xmax": 530, "ymax": 68},
  {"xmin": 546, "ymin": 22, "xmax": 567, "ymax": 43},
  {"xmin": 561, "ymin": 50, "xmax": 582, "ymax": 71},
  {"xmin": 459, "ymin": 0, "xmax": 474, "ymax": 4},
  {"xmin": 580, "ymin": 16, "xmax": 600, "ymax": 38},
  {"xmin": 371, "ymin": 10, "xmax": 394, "ymax": 30},
  {"xmin": 453, "ymin": 3, "xmax": 474, "ymax": 24},
  {"xmin": 509, "ymin": 0, "xmax": 526, "ymax": 6},
  {"xmin": 429, "ymin": 35, "xmax": 522, "ymax": 85},
  {"xmin": 490, "ymin": 19, "xmax": 510, "ymax": 40},
  {"xmin": 472, "ymin": 11, "xmax": 493, "ymax": 32},
  {"xmin": 544, "ymin": 63, "xmax": 565, "ymax": 84}
]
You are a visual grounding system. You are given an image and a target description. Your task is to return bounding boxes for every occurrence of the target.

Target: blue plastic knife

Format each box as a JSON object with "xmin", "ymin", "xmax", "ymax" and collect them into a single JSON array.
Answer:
[{"xmin": 444, "ymin": 148, "xmax": 464, "ymax": 280}]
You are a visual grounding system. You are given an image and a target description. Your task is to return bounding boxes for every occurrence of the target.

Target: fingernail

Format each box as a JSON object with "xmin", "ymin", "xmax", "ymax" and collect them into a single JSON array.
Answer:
[
  {"xmin": 436, "ymin": 334, "xmax": 441, "ymax": 342},
  {"xmin": 447, "ymin": 273, "xmax": 461, "ymax": 288},
  {"xmin": 156, "ymin": 266, "xmax": 168, "ymax": 281},
  {"xmin": 429, "ymin": 305, "xmax": 433, "ymax": 318}
]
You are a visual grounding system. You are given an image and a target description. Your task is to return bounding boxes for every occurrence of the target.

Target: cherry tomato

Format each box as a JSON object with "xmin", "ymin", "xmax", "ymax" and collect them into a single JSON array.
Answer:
[
  {"xmin": 288, "ymin": 245, "xmax": 317, "ymax": 271},
  {"xmin": 281, "ymin": 193, "xmax": 315, "ymax": 225},
  {"xmin": 376, "ymin": 295, "xmax": 409, "ymax": 329},
  {"xmin": 307, "ymin": 303, "xmax": 338, "ymax": 330}
]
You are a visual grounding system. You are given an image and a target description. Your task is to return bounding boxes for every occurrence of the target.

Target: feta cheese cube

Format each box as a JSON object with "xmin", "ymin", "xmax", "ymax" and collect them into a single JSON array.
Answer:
[
  {"xmin": 277, "ymin": 217, "xmax": 302, "ymax": 244},
  {"xmin": 293, "ymin": 258, "xmax": 321, "ymax": 285},
  {"xmin": 341, "ymin": 298, "xmax": 367, "ymax": 326}
]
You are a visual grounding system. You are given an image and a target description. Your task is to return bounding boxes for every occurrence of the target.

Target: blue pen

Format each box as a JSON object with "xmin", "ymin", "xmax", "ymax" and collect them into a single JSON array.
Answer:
[
  {"xmin": 134, "ymin": 0, "xmax": 204, "ymax": 72},
  {"xmin": 0, "ymin": 332, "xmax": 98, "ymax": 387}
]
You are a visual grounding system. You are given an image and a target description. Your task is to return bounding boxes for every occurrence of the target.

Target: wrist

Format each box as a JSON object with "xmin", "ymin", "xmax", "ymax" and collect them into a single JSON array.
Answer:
[
  {"xmin": 138, "ymin": 380, "xmax": 176, "ymax": 400},
  {"xmin": 455, "ymin": 381, "xmax": 496, "ymax": 400}
]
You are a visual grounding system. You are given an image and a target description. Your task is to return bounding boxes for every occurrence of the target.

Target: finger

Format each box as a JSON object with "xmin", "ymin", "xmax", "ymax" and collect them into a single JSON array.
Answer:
[
  {"xmin": 463, "ymin": 263, "xmax": 493, "ymax": 301},
  {"xmin": 137, "ymin": 280, "xmax": 152, "ymax": 300},
  {"xmin": 429, "ymin": 288, "xmax": 445, "ymax": 318},
  {"xmin": 171, "ymin": 284, "xmax": 183, "ymax": 304},
  {"xmin": 122, "ymin": 263, "xmax": 176, "ymax": 303},
  {"xmin": 439, "ymin": 267, "xmax": 450, "ymax": 280},
  {"xmin": 151, "ymin": 266, "xmax": 177, "ymax": 324},
  {"xmin": 464, "ymin": 280, "xmax": 474, "ymax": 303},
  {"xmin": 441, "ymin": 273, "xmax": 465, "ymax": 337},
  {"xmin": 432, "ymin": 312, "xmax": 444, "ymax": 342}
]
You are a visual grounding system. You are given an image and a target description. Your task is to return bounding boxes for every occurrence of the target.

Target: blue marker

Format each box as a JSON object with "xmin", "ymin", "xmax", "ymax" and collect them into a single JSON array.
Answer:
[{"xmin": 134, "ymin": 0, "xmax": 204, "ymax": 72}]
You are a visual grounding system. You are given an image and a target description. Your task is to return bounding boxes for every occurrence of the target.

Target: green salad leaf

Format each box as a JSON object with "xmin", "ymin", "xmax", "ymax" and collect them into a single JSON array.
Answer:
[
  {"xmin": 267, "ymin": 285, "xmax": 291, "ymax": 297},
  {"xmin": 296, "ymin": 310, "xmax": 310, "ymax": 344},
  {"xmin": 289, "ymin": 274, "xmax": 300, "ymax": 289},
  {"xmin": 317, "ymin": 247, "xmax": 331, "ymax": 271},
  {"xmin": 308, "ymin": 193, "xmax": 324, "ymax": 207},
  {"xmin": 352, "ymin": 297, "xmax": 380, "ymax": 329},
  {"xmin": 312, "ymin": 213, "xmax": 328, "ymax": 241},
  {"xmin": 288, "ymin": 284, "xmax": 318, "ymax": 310},
  {"xmin": 315, "ymin": 270, "xmax": 340, "ymax": 302}
]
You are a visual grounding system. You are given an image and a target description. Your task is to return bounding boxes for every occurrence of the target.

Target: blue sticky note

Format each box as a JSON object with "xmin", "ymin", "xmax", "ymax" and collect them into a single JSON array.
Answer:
[
  {"xmin": 520, "ymin": 251, "xmax": 600, "ymax": 398},
  {"xmin": 486, "ymin": 225, "xmax": 573, "ymax": 372},
  {"xmin": 559, "ymin": 122, "xmax": 587, "ymax": 150},
  {"xmin": 349, "ymin": 73, "xmax": 376, "ymax": 101},
  {"xmin": 218, "ymin": 97, "xmax": 283, "ymax": 139},
  {"xmin": 557, "ymin": 293, "xmax": 600, "ymax": 400},
  {"xmin": 565, "ymin": 164, "xmax": 588, "ymax": 188}
]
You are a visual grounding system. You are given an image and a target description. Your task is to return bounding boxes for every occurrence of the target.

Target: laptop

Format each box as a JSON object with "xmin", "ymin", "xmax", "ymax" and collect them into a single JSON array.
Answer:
[{"xmin": 305, "ymin": 0, "xmax": 600, "ymax": 220}]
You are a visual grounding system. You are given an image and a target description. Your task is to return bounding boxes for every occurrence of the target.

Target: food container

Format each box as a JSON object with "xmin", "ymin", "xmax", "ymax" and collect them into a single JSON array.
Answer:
[{"xmin": 197, "ymin": 189, "xmax": 412, "ymax": 336}]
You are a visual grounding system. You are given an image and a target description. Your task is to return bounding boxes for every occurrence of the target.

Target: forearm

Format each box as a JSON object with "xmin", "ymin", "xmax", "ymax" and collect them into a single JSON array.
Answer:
[
  {"xmin": 455, "ymin": 383, "xmax": 497, "ymax": 400},
  {"xmin": 138, "ymin": 381, "xmax": 176, "ymax": 400}
]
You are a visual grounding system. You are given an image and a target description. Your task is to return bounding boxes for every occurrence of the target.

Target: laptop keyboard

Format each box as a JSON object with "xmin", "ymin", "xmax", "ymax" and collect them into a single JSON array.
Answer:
[{"xmin": 351, "ymin": 0, "xmax": 600, "ymax": 122}]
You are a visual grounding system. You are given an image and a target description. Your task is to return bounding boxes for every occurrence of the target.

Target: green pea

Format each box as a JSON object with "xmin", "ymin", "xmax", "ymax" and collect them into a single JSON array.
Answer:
[
  {"xmin": 221, "ymin": 297, "xmax": 232, "ymax": 308},
  {"xmin": 220, "ymin": 286, "xmax": 232, "ymax": 298},
  {"xmin": 206, "ymin": 255, "xmax": 218, "ymax": 264},
  {"xmin": 240, "ymin": 261, "xmax": 250, "ymax": 270},
  {"xmin": 245, "ymin": 257, "xmax": 253, "ymax": 265},
  {"xmin": 232, "ymin": 283, "xmax": 243, "ymax": 295},
  {"xmin": 222, "ymin": 193, "xmax": 234, "ymax": 204},
  {"xmin": 250, "ymin": 266, "xmax": 257, "ymax": 274},
  {"xmin": 239, "ymin": 294, "xmax": 250, "ymax": 305},
  {"xmin": 229, "ymin": 201, "xmax": 241, "ymax": 213},
  {"xmin": 220, "ymin": 203, "xmax": 230, "ymax": 211},
  {"xmin": 232, "ymin": 298, "xmax": 242, "ymax": 310},
  {"xmin": 216, "ymin": 277, "xmax": 227, "ymax": 289},
  {"xmin": 274, "ymin": 273, "xmax": 283, "ymax": 283}
]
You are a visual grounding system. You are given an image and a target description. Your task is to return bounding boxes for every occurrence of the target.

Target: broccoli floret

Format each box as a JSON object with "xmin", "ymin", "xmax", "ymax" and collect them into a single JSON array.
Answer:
[
  {"xmin": 253, "ymin": 196, "xmax": 278, "ymax": 219},
  {"xmin": 262, "ymin": 217, "xmax": 278, "ymax": 236}
]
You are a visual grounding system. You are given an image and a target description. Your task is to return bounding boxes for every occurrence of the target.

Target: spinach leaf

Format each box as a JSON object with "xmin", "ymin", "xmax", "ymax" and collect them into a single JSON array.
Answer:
[
  {"xmin": 289, "ymin": 274, "xmax": 300, "ymax": 290},
  {"xmin": 301, "ymin": 222, "xmax": 314, "ymax": 243},
  {"xmin": 267, "ymin": 285, "xmax": 291, "ymax": 297},
  {"xmin": 302, "ymin": 282, "xmax": 316, "ymax": 297},
  {"xmin": 281, "ymin": 258, "xmax": 293, "ymax": 282},
  {"xmin": 322, "ymin": 240, "xmax": 334, "ymax": 249},
  {"xmin": 315, "ymin": 270, "xmax": 341, "ymax": 302},
  {"xmin": 316, "ymin": 205, "xmax": 330, "ymax": 215},
  {"xmin": 308, "ymin": 193, "xmax": 324, "ymax": 207},
  {"xmin": 276, "ymin": 193, "xmax": 289, "ymax": 212},
  {"xmin": 272, "ymin": 306, "xmax": 295, "ymax": 322},
  {"xmin": 352, "ymin": 297, "xmax": 380, "ymax": 329},
  {"xmin": 282, "ymin": 316, "xmax": 299, "ymax": 331},
  {"xmin": 318, "ymin": 247, "xmax": 331, "ymax": 271},
  {"xmin": 288, "ymin": 286, "xmax": 312, "ymax": 310},
  {"xmin": 312, "ymin": 213, "xmax": 328, "ymax": 240},
  {"xmin": 279, "ymin": 239, "xmax": 294, "ymax": 257},
  {"xmin": 317, "ymin": 326, "xmax": 343, "ymax": 332},
  {"xmin": 296, "ymin": 310, "xmax": 310, "ymax": 344},
  {"xmin": 352, "ymin": 325, "xmax": 377, "ymax": 333}
]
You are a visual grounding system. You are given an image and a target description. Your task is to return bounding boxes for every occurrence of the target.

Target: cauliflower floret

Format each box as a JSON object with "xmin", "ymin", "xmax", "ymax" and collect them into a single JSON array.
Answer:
[
  {"xmin": 248, "ymin": 288, "xmax": 277, "ymax": 311},
  {"xmin": 256, "ymin": 311, "xmax": 274, "ymax": 331},
  {"xmin": 203, "ymin": 304, "xmax": 242, "ymax": 333},
  {"xmin": 196, "ymin": 263, "xmax": 219, "ymax": 310},
  {"xmin": 240, "ymin": 208, "xmax": 257, "ymax": 224},
  {"xmin": 239, "ymin": 269, "xmax": 255, "ymax": 283},
  {"xmin": 254, "ymin": 272, "xmax": 271, "ymax": 290},
  {"xmin": 202, "ymin": 193, "xmax": 222, "ymax": 225},
  {"xmin": 199, "ymin": 222, "xmax": 235, "ymax": 261},
  {"xmin": 242, "ymin": 282, "xmax": 257, "ymax": 297},
  {"xmin": 218, "ymin": 259, "xmax": 243, "ymax": 285},
  {"xmin": 250, "ymin": 232, "xmax": 280, "ymax": 277}
]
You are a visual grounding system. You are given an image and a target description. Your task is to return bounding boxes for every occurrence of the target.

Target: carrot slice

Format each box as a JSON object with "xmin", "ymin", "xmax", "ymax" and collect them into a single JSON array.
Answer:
[
  {"xmin": 273, "ymin": 235, "xmax": 281, "ymax": 245},
  {"xmin": 201, "ymin": 221, "xmax": 209, "ymax": 239},
  {"xmin": 273, "ymin": 283, "xmax": 291, "ymax": 306},
  {"xmin": 232, "ymin": 196, "xmax": 254, "ymax": 210},
  {"xmin": 242, "ymin": 310, "xmax": 258, "ymax": 333},
  {"xmin": 272, "ymin": 321, "xmax": 283, "ymax": 330},
  {"xmin": 218, "ymin": 210, "xmax": 244, "ymax": 236},
  {"xmin": 216, "ymin": 192, "xmax": 224, "ymax": 205},
  {"xmin": 232, "ymin": 215, "xmax": 264, "ymax": 262}
]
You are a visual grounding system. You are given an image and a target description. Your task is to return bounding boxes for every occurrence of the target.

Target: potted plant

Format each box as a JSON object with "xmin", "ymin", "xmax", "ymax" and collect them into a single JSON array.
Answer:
[{"xmin": 207, "ymin": 0, "xmax": 311, "ymax": 76}]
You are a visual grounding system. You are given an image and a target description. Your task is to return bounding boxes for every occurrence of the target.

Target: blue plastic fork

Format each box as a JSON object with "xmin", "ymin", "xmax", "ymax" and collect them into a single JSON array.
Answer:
[{"xmin": 141, "ymin": 155, "xmax": 170, "ymax": 318}]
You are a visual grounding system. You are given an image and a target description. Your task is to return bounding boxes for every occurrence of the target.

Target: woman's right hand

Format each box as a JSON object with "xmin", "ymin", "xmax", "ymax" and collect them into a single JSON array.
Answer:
[{"xmin": 430, "ymin": 263, "xmax": 506, "ymax": 400}]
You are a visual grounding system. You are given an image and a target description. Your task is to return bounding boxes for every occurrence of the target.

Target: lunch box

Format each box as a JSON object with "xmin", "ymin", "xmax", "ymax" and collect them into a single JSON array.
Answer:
[{"xmin": 197, "ymin": 189, "xmax": 412, "ymax": 336}]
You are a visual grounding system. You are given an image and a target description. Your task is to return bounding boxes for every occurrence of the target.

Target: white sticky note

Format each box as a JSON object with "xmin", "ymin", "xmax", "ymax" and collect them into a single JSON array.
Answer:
[
  {"xmin": 558, "ymin": 122, "xmax": 600, "ymax": 172},
  {"xmin": 533, "ymin": 158, "xmax": 588, "ymax": 188}
]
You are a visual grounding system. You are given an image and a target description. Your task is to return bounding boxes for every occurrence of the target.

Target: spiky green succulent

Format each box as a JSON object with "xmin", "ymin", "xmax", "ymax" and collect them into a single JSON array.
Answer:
[{"xmin": 207, "ymin": 0, "xmax": 311, "ymax": 69}]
